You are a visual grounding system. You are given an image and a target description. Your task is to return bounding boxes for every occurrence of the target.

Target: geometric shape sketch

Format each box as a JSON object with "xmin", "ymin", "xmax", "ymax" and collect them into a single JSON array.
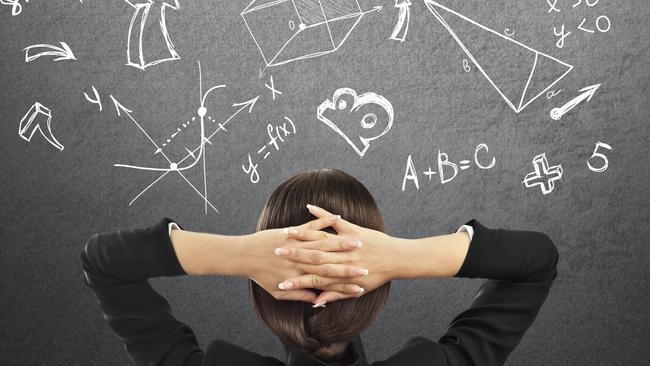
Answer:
[
  {"xmin": 424, "ymin": 0, "xmax": 573, "ymax": 113},
  {"xmin": 124, "ymin": 1, "xmax": 181, "ymax": 70},
  {"xmin": 19, "ymin": 102, "xmax": 65, "ymax": 151},
  {"xmin": 242, "ymin": 0, "xmax": 381, "ymax": 68}
]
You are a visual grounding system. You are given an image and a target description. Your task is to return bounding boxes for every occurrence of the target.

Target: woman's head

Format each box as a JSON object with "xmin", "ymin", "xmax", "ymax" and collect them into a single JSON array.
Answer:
[{"xmin": 250, "ymin": 168, "xmax": 390, "ymax": 364}]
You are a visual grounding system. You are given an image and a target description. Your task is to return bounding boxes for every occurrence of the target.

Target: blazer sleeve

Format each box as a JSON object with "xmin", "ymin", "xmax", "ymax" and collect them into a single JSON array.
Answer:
[
  {"xmin": 439, "ymin": 220, "xmax": 559, "ymax": 366},
  {"xmin": 80, "ymin": 218, "xmax": 203, "ymax": 366}
]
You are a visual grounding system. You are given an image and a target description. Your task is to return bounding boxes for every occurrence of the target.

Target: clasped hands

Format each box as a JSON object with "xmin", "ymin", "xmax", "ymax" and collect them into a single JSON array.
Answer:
[{"xmin": 246, "ymin": 204, "xmax": 400, "ymax": 307}]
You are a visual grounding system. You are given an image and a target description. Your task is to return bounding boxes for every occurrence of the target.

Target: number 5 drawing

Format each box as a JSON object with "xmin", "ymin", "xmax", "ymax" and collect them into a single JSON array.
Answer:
[{"xmin": 587, "ymin": 141, "xmax": 612, "ymax": 172}]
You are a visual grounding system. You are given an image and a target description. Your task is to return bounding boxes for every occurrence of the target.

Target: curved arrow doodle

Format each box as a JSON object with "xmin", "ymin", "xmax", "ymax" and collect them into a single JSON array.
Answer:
[{"xmin": 24, "ymin": 42, "xmax": 76, "ymax": 63}]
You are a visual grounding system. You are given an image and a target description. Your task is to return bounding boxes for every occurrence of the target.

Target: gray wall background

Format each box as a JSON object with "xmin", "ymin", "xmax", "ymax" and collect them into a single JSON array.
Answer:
[{"xmin": 1, "ymin": 1, "xmax": 648, "ymax": 365}]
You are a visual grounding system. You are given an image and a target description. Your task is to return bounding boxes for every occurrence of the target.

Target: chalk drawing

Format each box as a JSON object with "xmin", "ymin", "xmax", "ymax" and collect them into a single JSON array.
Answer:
[
  {"xmin": 546, "ymin": 89, "xmax": 562, "ymax": 99},
  {"xmin": 546, "ymin": 0, "xmax": 560, "ymax": 13},
  {"xmin": 463, "ymin": 58, "xmax": 471, "ymax": 72},
  {"xmin": 577, "ymin": 15, "xmax": 610, "ymax": 34},
  {"xmin": 83, "ymin": 85, "xmax": 103, "ymax": 112},
  {"xmin": 24, "ymin": 42, "xmax": 76, "ymax": 63},
  {"xmin": 390, "ymin": 0, "xmax": 412, "ymax": 42},
  {"xmin": 18, "ymin": 102, "xmax": 64, "ymax": 151},
  {"xmin": 550, "ymin": 84, "xmax": 600, "ymax": 120},
  {"xmin": 573, "ymin": 0, "xmax": 600, "ymax": 8},
  {"xmin": 242, "ymin": 0, "xmax": 382, "ymax": 72},
  {"xmin": 402, "ymin": 143, "xmax": 496, "ymax": 190},
  {"xmin": 243, "ymin": 117, "xmax": 297, "ymax": 183},
  {"xmin": 587, "ymin": 141, "xmax": 612, "ymax": 172},
  {"xmin": 265, "ymin": 75, "xmax": 283, "ymax": 100},
  {"xmin": 124, "ymin": 0, "xmax": 180, "ymax": 70},
  {"xmin": 112, "ymin": 60, "xmax": 259, "ymax": 213},
  {"xmin": 423, "ymin": 0, "xmax": 573, "ymax": 113},
  {"xmin": 1, "ymin": 0, "xmax": 28, "ymax": 16},
  {"xmin": 317, "ymin": 87, "xmax": 393, "ymax": 158},
  {"xmin": 522, "ymin": 153, "xmax": 563, "ymax": 195},
  {"xmin": 553, "ymin": 24, "xmax": 571, "ymax": 48}
]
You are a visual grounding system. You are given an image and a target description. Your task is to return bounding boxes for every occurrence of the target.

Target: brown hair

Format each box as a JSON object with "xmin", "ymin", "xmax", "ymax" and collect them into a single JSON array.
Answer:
[{"xmin": 250, "ymin": 169, "xmax": 391, "ymax": 365}]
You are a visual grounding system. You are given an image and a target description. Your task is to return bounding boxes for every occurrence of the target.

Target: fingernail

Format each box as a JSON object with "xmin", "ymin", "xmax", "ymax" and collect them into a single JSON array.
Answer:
[
  {"xmin": 306, "ymin": 204, "xmax": 313, "ymax": 210},
  {"xmin": 330, "ymin": 215, "xmax": 339, "ymax": 221},
  {"xmin": 312, "ymin": 302, "xmax": 327, "ymax": 308},
  {"xmin": 275, "ymin": 248, "xmax": 290, "ymax": 256},
  {"xmin": 282, "ymin": 227, "xmax": 298, "ymax": 235},
  {"xmin": 278, "ymin": 281, "xmax": 293, "ymax": 290},
  {"xmin": 354, "ymin": 268, "xmax": 369, "ymax": 276},
  {"xmin": 355, "ymin": 286, "xmax": 365, "ymax": 293},
  {"xmin": 336, "ymin": 215, "xmax": 341, "ymax": 219}
]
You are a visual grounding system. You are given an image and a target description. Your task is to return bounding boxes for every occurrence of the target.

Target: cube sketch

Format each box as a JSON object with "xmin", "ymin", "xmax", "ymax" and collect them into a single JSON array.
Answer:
[{"xmin": 241, "ymin": 0, "xmax": 375, "ymax": 67}]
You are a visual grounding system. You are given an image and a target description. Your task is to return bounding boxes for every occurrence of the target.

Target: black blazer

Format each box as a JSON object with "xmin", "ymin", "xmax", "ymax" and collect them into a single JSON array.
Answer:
[{"xmin": 81, "ymin": 218, "xmax": 558, "ymax": 366}]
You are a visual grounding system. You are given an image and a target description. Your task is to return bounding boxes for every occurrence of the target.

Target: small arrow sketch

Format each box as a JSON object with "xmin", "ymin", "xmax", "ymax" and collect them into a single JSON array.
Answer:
[
  {"xmin": 550, "ymin": 84, "xmax": 601, "ymax": 120},
  {"xmin": 522, "ymin": 153, "xmax": 563, "ymax": 195},
  {"xmin": 390, "ymin": 0, "xmax": 412, "ymax": 42},
  {"xmin": 23, "ymin": 42, "xmax": 76, "ymax": 63},
  {"xmin": 18, "ymin": 102, "xmax": 64, "ymax": 151}
]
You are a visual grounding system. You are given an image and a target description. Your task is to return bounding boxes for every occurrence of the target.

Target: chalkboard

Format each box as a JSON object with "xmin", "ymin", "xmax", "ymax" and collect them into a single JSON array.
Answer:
[{"xmin": 1, "ymin": 1, "xmax": 648, "ymax": 365}]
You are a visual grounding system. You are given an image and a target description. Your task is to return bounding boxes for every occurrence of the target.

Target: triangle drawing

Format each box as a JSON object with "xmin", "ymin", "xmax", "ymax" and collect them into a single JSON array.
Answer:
[{"xmin": 424, "ymin": 0, "xmax": 573, "ymax": 113}]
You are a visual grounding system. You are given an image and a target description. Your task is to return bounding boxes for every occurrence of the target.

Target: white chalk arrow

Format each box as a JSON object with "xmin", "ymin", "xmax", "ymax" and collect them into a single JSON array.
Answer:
[
  {"xmin": 550, "ymin": 84, "xmax": 601, "ymax": 120},
  {"xmin": 24, "ymin": 42, "xmax": 77, "ymax": 63},
  {"xmin": 390, "ymin": 0, "xmax": 412, "ymax": 42}
]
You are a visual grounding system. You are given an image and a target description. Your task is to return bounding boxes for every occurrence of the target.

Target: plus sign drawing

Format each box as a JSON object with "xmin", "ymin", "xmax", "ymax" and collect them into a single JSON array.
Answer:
[
  {"xmin": 522, "ymin": 153, "xmax": 563, "ymax": 195},
  {"xmin": 241, "ymin": 0, "xmax": 382, "ymax": 71}
]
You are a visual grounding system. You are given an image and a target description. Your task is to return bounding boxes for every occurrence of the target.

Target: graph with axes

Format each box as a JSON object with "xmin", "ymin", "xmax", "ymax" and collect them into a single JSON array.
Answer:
[{"xmin": 111, "ymin": 60, "xmax": 259, "ymax": 213}]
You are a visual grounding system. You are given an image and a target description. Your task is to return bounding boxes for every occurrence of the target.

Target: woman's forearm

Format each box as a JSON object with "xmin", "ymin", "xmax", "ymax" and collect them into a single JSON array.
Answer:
[
  {"xmin": 170, "ymin": 229, "xmax": 248, "ymax": 276},
  {"xmin": 392, "ymin": 231, "xmax": 471, "ymax": 279}
]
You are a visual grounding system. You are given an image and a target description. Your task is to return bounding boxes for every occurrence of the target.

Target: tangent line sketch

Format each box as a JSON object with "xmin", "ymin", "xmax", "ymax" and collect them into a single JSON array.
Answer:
[
  {"xmin": 423, "ymin": 0, "xmax": 574, "ymax": 114},
  {"xmin": 112, "ymin": 60, "xmax": 259, "ymax": 213},
  {"xmin": 1, "ymin": 0, "xmax": 29, "ymax": 16},
  {"xmin": 24, "ymin": 42, "xmax": 76, "ymax": 63},
  {"xmin": 522, "ymin": 153, "xmax": 563, "ymax": 195},
  {"xmin": 19, "ymin": 102, "xmax": 64, "ymax": 151},
  {"xmin": 550, "ymin": 84, "xmax": 600, "ymax": 120},
  {"xmin": 241, "ymin": 0, "xmax": 382, "ymax": 73},
  {"xmin": 124, "ymin": 0, "xmax": 180, "ymax": 70},
  {"xmin": 390, "ymin": 0, "xmax": 412, "ymax": 42},
  {"xmin": 317, "ymin": 87, "xmax": 393, "ymax": 158}
]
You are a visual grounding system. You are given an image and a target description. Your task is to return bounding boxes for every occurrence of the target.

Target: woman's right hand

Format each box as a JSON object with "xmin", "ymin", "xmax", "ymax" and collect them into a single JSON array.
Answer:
[{"xmin": 274, "ymin": 204, "xmax": 408, "ymax": 305}]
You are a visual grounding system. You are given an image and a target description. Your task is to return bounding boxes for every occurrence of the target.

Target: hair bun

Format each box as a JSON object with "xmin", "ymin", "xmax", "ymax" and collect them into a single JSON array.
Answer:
[{"xmin": 311, "ymin": 341, "xmax": 351, "ymax": 363}]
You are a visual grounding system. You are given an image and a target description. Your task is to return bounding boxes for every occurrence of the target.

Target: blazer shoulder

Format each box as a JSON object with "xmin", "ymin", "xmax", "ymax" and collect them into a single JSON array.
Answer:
[
  {"xmin": 202, "ymin": 339, "xmax": 283, "ymax": 366},
  {"xmin": 374, "ymin": 336, "xmax": 447, "ymax": 366}
]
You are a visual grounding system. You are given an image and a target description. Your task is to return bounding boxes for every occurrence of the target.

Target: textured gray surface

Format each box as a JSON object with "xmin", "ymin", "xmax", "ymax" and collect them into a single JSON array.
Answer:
[{"xmin": 1, "ymin": 1, "xmax": 649, "ymax": 365}]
